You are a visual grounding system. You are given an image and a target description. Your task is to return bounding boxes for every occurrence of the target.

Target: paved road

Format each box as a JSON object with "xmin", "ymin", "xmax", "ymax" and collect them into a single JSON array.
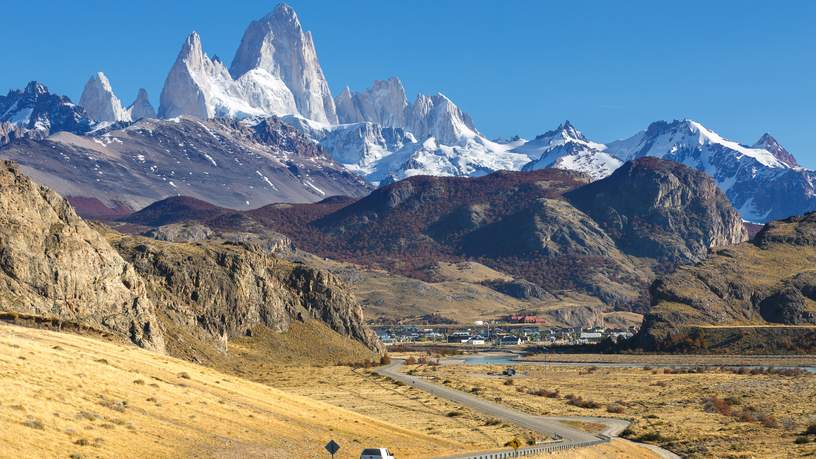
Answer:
[
  {"xmin": 375, "ymin": 360, "xmax": 681, "ymax": 459},
  {"xmin": 376, "ymin": 361, "xmax": 600, "ymax": 443}
]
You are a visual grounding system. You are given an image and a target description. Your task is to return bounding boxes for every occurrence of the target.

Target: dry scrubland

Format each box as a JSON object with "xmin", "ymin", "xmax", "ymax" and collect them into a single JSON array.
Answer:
[
  {"xmin": 412, "ymin": 362, "xmax": 816, "ymax": 458},
  {"xmin": 0, "ymin": 323, "xmax": 478, "ymax": 459}
]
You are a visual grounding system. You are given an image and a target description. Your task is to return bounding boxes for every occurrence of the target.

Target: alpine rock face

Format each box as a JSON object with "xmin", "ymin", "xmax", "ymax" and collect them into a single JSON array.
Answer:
[
  {"xmin": 229, "ymin": 3, "xmax": 337, "ymax": 124},
  {"xmin": 127, "ymin": 88, "xmax": 157, "ymax": 121},
  {"xmin": 79, "ymin": 72, "xmax": 131, "ymax": 122},
  {"xmin": 311, "ymin": 77, "xmax": 529, "ymax": 184},
  {"xmin": 0, "ymin": 81, "xmax": 93, "ymax": 145},
  {"xmin": 335, "ymin": 77, "xmax": 408, "ymax": 127},
  {"xmin": 158, "ymin": 32, "xmax": 298, "ymax": 119}
]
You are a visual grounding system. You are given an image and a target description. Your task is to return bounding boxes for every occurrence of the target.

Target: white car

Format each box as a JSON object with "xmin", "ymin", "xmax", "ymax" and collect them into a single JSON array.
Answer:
[{"xmin": 360, "ymin": 448, "xmax": 396, "ymax": 459}]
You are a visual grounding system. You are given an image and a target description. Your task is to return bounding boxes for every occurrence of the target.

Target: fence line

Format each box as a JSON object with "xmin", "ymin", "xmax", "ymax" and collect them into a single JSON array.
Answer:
[{"xmin": 437, "ymin": 434, "xmax": 612, "ymax": 459}]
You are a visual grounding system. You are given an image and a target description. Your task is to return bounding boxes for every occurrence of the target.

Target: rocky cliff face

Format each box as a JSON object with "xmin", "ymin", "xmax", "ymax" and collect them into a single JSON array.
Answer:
[
  {"xmin": 567, "ymin": 157, "xmax": 748, "ymax": 265},
  {"xmin": 0, "ymin": 160, "xmax": 380, "ymax": 359},
  {"xmin": 638, "ymin": 212, "xmax": 816, "ymax": 352},
  {"xmin": 0, "ymin": 161, "xmax": 164, "ymax": 351},
  {"xmin": 108, "ymin": 233, "xmax": 381, "ymax": 354}
]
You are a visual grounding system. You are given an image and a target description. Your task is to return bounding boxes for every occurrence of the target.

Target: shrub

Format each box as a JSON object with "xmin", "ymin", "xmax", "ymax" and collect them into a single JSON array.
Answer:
[
  {"xmin": 23, "ymin": 418, "xmax": 44, "ymax": 430},
  {"xmin": 528, "ymin": 388, "xmax": 559, "ymax": 398},
  {"xmin": 804, "ymin": 423, "xmax": 816, "ymax": 436},
  {"xmin": 177, "ymin": 372, "xmax": 191, "ymax": 380},
  {"xmin": 607, "ymin": 403, "xmax": 625, "ymax": 414},
  {"xmin": 405, "ymin": 356, "xmax": 417, "ymax": 365},
  {"xmin": 702, "ymin": 396, "xmax": 732, "ymax": 416},
  {"xmin": 503, "ymin": 378, "xmax": 514, "ymax": 386},
  {"xmin": 446, "ymin": 410, "xmax": 463, "ymax": 417},
  {"xmin": 484, "ymin": 418, "xmax": 501, "ymax": 426},
  {"xmin": 795, "ymin": 436, "xmax": 810, "ymax": 445},
  {"xmin": 565, "ymin": 394, "xmax": 600, "ymax": 409},
  {"xmin": 634, "ymin": 431, "xmax": 669, "ymax": 442}
]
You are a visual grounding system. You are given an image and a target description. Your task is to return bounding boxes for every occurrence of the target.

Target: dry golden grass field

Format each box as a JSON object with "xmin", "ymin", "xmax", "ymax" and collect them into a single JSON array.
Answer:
[
  {"xmin": 0, "ymin": 323, "xmax": 479, "ymax": 459},
  {"xmin": 411, "ymin": 362, "xmax": 816, "ymax": 458}
]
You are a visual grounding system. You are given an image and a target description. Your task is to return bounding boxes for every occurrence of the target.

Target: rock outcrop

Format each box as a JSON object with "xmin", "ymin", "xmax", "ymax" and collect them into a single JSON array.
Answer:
[
  {"xmin": 79, "ymin": 72, "xmax": 131, "ymax": 122},
  {"xmin": 637, "ymin": 212, "xmax": 816, "ymax": 353},
  {"xmin": 0, "ymin": 161, "xmax": 381, "ymax": 359},
  {"xmin": 108, "ymin": 233, "xmax": 381, "ymax": 354},
  {"xmin": 567, "ymin": 157, "xmax": 748, "ymax": 265},
  {"xmin": 0, "ymin": 161, "xmax": 164, "ymax": 351}
]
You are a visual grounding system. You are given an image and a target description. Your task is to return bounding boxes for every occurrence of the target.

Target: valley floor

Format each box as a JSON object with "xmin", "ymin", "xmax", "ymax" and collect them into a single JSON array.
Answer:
[{"xmin": 409, "ymin": 360, "xmax": 816, "ymax": 458}]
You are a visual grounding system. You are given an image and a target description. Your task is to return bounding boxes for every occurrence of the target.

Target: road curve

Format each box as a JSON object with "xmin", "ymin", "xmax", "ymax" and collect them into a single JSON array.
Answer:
[
  {"xmin": 376, "ymin": 360, "xmax": 599, "ymax": 443},
  {"xmin": 375, "ymin": 360, "xmax": 680, "ymax": 459}
]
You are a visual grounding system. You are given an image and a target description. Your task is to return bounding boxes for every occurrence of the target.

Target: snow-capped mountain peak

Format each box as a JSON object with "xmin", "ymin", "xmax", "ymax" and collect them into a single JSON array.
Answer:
[
  {"xmin": 158, "ymin": 31, "xmax": 298, "ymax": 120},
  {"xmin": 607, "ymin": 119, "xmax": 788, "ymax": 169},
  {"xmin": 127, "ymin": 88, "xmax": 156, "ymax": 121},
  {"xmin": 1, "ymin": 81, "xmax": 93, "ymax": 144},
  {"xmin": 229, "ymin": 3, "xmax": 337, "ymax": 124},
  {"xmin": 752, "ymin": 133, "xmax": 798, "ymax": 167},
  {"xmin": 79, "ymin": 72, "xmax": 130, "ymax": 123},
  {"xmin": 406, "ymin": 92, "xmax": 479, "ymax": 145},
  {"xmin": 511, "ymin": 120, "xmax": 604, "ymax": 161},
  {"xmin": 24, "ymin": 81, "xmax": 48, "ymax": 96},
  {"xmin": 514, "ymin": 120, "xmax": 620, "ymax": 180}
]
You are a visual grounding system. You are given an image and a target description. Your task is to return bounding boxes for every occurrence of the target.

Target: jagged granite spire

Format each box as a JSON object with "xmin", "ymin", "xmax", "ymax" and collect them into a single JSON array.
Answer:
[
  {"xmin": 229, "ymin": 3, "xmax": 337, "ymax": 124},
  {"xmin": 80, "ymin": 72, "xmax": 130, "ymax": 122},
  {"xmin": 127, "ymin": 88, "xmax": 156, "ymax": 121},
  {"xmin": 159, "ymin": 31, "xmax": 298, "ymax": 120}
]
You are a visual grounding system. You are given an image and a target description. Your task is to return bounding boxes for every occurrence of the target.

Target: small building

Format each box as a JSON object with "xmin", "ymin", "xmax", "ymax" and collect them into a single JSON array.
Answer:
[{"xmin": 497, "ymin": 335, "xmax": 522, "ymax": 346}]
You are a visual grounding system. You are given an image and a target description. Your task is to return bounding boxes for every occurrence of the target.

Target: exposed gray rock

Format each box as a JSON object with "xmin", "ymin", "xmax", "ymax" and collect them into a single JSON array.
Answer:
[{"xmin": 0, "ymin": 161, "xmax": 164, "ymax": 351}]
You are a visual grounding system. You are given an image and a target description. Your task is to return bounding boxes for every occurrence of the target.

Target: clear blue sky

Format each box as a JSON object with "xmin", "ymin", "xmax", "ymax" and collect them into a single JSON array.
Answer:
[{"xmin": 2, "ymin": 1, "xmax": 814, "ymax": 165}]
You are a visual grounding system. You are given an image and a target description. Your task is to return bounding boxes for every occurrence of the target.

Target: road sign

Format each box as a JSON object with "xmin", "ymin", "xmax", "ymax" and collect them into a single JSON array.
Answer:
[
  {"xmin": 504, "ymin": 438, "xmax": 522, "ymax": 450},
  {"xmin": 325, "ymin": 439, "xmax": 340, "ymax": 457}
]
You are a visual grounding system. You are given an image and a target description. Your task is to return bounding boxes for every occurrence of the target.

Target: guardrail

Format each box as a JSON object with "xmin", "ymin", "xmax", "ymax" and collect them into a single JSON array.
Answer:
[{"xmin": 437, "ymin": 434, "xmax": 611, "ymax": 459}]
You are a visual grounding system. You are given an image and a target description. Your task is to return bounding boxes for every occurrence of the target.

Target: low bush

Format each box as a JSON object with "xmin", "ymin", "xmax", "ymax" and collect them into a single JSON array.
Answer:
[
  {"xmin": 607, "ymin": 403, "xmax": 625, "ymax": 414},
  {"xmin": 565, "ymin": 394, "xmax": 600, "ymax": 409},
  {"xmin": 528, "ymin": 388, "xmax": 559, "ymax": 398}
]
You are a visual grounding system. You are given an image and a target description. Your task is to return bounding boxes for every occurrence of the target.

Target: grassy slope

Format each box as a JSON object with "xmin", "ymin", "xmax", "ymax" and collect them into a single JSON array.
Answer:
[{"xmin": 0, "ymin": 323, "xmax": 463, "ymax": 459}]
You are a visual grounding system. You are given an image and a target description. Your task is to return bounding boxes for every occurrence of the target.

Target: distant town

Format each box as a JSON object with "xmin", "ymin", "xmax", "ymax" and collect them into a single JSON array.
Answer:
[{"xmin": 372, "ymin": 321, "xmax": 637, "ymax": 347}]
